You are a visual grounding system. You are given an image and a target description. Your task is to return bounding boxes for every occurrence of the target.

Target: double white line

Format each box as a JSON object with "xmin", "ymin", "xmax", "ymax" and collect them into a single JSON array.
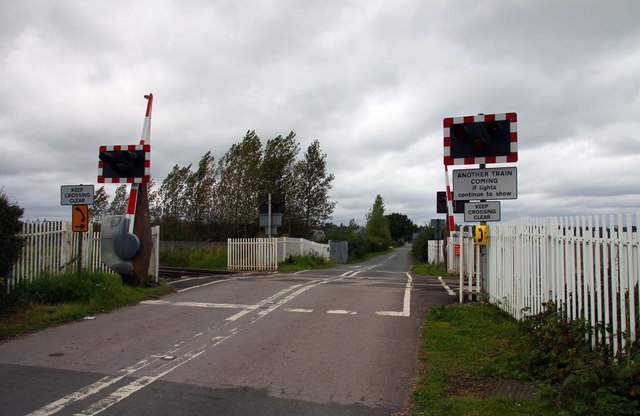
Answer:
[{"xmin": 26, "ymin": 272, "xmax": 361, "ymax": 416}]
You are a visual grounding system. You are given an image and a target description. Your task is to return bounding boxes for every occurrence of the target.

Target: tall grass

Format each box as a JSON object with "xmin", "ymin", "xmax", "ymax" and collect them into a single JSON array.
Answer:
[{"xmin": 159, "ymin": 246, "xmax": 227, "ymax": 269}]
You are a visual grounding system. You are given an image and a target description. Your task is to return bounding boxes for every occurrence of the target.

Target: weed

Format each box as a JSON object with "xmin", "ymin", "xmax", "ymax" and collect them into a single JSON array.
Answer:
[{"xmin": 519, "ymin": 301, "xmax": 640, "ymax": 415}]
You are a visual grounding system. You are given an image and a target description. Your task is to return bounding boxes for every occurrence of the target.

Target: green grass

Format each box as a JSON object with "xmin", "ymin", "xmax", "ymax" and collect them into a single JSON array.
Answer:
[
  {"xmin": 277, "ymin": 255, "xmax": 334, "ymax": 272},
  {"xmin": 411, "ymin": 303, "xmax": 558, "ymax": 415},
  {"xmin": 0, "ymin": 271, "xmax": 173, "ymax": 340},
  {"xmin": 411, "ymin": 261, "xmax": 457, "ymax": 277},
  {"xmin": 159, "ymin": 246, "xmax": 227, "ymax": 269}
]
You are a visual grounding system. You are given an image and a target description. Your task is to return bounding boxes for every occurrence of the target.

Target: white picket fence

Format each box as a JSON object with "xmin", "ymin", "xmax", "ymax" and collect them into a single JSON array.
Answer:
[
  {"xmin": 227, "ymin": 237, "xmax": 329, "ymax": 271},
  {"xmin": 426, "ymin": 240, "xmax": 445, "ymax": 264},
  {"xmin": 8, "ymin": 221, "xmax": 160, "ymax": 289},
  {"xmin": 276, "ymin": 237, "xmax": 330, "ymax": 263},
  {"xmin": 451, "ymin": 214, "xmax": 640, "ymax": 357}
]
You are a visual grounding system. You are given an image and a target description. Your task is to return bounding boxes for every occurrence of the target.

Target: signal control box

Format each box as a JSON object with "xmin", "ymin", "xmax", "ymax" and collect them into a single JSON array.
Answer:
[{"xmin": 101, "ymin": 215, "xmax": 141, "ymax": 276}]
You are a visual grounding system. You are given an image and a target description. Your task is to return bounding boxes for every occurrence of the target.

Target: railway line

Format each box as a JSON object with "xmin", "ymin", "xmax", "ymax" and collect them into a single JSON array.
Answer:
[{"xmin": 158, "ymin": 266, "xmax": 234, "ymax": 279}]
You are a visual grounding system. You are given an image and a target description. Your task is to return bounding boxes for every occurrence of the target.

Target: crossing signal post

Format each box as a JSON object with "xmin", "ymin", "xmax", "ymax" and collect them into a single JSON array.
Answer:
[
  {"xmin": 259, "ymin": 193, "xmax": 285, "ymax": 236},
  {"xmin": 98, "ymin": 94, "xmax": 154, "ymax": 286},
  {"xmin": 443, "ymin": 112, "xmax": 519, "ymax": 302}
]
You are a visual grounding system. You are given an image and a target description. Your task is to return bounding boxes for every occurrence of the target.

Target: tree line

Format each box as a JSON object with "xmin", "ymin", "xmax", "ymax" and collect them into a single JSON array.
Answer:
[{"xmin": 90, "ymin": 130, "xmax": 336, "ymax": 241}]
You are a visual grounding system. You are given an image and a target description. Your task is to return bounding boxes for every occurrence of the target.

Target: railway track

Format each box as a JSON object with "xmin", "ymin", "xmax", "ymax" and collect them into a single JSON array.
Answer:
[{"xmin": 158, "ymin": 266, "xmax": 234, "ymax": 279}]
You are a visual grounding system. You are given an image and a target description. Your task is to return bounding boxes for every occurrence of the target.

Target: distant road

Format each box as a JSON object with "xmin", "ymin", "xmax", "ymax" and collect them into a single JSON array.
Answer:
[{"xmin": 0, "ymin": 246, "xmax": 455, "ymax": 415}]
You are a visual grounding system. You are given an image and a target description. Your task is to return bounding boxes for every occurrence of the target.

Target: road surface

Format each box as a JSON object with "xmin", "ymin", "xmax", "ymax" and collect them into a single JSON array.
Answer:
[{"xmin": 0, "ymin": 246, "xmax": 456, "ymax": 415}]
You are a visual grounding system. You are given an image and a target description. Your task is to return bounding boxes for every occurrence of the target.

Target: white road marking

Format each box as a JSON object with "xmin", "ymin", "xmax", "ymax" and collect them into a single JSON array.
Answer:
[
  {"xmin": 375, "ymin": 272, "xmax": 412, "ymax": 317},
  {"xmin": 438, "ymin": 276, "xmax": 456, "ymax": 296},
  {"xmin": 226, "ymin": 284, "xmax": 304, "ymax": 321},
  {"xmin": 327, "ymin": 310, "xmax": 357, "ymax": 315},
  {"xmin": 74, "ymin": 349, "xmax": 207, "ymax": 416},
  {"xmin": 31, "ymin": 268, "xmax": 411, "ymax": 415},
  {"xmin": 25, "ymin": 358, "xmax": 152, "ymax": 416},
  {"xmin": 141, "ymin": 299, "xmax": 256, "ymax": 310}
]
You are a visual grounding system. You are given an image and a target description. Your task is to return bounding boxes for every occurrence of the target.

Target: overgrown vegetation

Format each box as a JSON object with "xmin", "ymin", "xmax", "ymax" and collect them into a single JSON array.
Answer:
[
  {"xmin": 413, "ymin": 301, "xmax": 640, "ymax": 415},
  {"xmin": 517, "ymin": 301, "xmax": 640, "ymax": 415},
  {"xmin": 0, "ymin": 271, "xmax": 173, "ymax": 340},
  {"xmin": 0, "ymin": 190, "xmax": 25, "ymax": 284},
  {"xmin": 412, "ymin": 303, "xmax": 557, "ymax": 415}
]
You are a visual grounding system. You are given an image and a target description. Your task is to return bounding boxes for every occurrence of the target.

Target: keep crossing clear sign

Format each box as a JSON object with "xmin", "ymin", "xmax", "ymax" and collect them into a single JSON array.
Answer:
[{"xmin": 61, "ymin": 185, "xmax": 95, "ymax": 205}]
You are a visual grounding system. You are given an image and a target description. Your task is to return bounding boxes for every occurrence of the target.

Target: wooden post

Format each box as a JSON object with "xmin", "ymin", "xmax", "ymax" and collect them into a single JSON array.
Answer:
[{"xmin": 131, "ymin": 182, "xmax": 152, "ymax": 286}]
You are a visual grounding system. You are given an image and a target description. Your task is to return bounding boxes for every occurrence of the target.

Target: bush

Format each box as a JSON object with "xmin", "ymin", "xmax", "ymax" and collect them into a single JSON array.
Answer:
[
  {"xmin": 0, "ymin": 191, "xmax": 25, "ymax": 280},
  {"xmin": 519, "ymin": 301, "xmax": 640, "ymax": 415},
  {"xmin": 27, "ymin": 272, "xmax": 114, "ymax": 305},
  {"xmin": 412, "ymin": 228, "xmax": 433, "ymax": 262}
]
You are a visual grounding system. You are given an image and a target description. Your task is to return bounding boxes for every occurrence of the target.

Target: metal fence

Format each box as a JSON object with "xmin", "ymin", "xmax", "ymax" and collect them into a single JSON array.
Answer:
[
  {"xmin": 8, "ymin": 221, "xmax": 160, "ymax": 289},
  {"xmin": 329, "ymin": 240, "xmax": 348, "ymax": 264},
  {"xmin": 227, "ymin": 237, "xmax": 330, "ymax": 271},
  {"xmin": 451, "ymin": 214, "xmax": 640, "ymax": 357}
]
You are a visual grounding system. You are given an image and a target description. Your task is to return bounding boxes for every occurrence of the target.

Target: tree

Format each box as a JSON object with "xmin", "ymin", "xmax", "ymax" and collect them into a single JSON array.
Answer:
[
  {"xmin": 107, "ymin": 184, "xmax": 129, "ymax": 216},
  {"xmin": 290, "ymin": 140, "xmax": 336, "ymax": 238},
  {"xmin": 386, "ymin": 213, "xmax": 417, "ymax": 242},
  {"xmin": 89, "ymin": 186, "xmax": 110, "ymax": 223},
  {"xmin": 365, "ymin": 194, "xmax": 391, "ymax": 242},
  {"xmin": 158, "ymin": 164, "xmax": 192, "ymax": 240},
  {"xmin": 185, "ymin": 151, "xmax": 216, "ymax": 240},
  {"xmin": 0, "ymin": 190, "xmax": 25, "ymax": 281},
  {"xmin": 216, "ymin": 131, "xmax": 262, "ymax": 237},
  {"xmin": 259, "ymin": 131, "xmax": 300, "ymax": 195},
  {"xmin": 147, "ymin": 178, "xmax": 161, "ymax": 224}
]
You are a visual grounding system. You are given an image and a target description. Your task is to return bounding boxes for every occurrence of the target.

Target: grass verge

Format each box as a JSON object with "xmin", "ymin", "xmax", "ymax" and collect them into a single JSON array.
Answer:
[
  {"xmin": 277, "ymin": 255, "xmax": 334, "ymax": 272},
  {"xmin": 0, "ymin": 271, "xmax": 173, "ymax": 340},
  {"xmin": 411, "ymin": 262, "xmax": 455, "ymax": 277},
  {"xmin": 411, "ymin": 303, "xmax": 558, "ymax": 416},
  {"xmin": 160, "ymin": 246, "xmax": 227, "ymax": 269}
]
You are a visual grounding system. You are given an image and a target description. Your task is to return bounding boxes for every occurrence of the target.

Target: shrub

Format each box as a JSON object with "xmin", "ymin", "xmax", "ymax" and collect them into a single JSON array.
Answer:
[
  {"xmin": 0, "ymin": 191, "xmax": 25, "ymax": 280},
  {"xmin": 519, "ymin": 301, "xmax": 640, "ymax": 415},
  {"xmin": 412, "ymin": 228, "xmax": 433, "ymax": 262}
]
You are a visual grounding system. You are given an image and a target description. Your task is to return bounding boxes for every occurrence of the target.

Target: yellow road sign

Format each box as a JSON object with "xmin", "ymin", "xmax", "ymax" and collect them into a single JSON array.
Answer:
[
  {"xmin": 72, "ymin": 204, "xmax": 88, "ymax": 232},
  {"xmin": 475, "ymin": 225, "xmax": 488, "ymax": 246}
]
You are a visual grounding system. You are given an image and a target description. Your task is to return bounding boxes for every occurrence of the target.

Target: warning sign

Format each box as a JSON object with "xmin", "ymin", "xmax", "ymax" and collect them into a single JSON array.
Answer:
[
  {"xmin": 464, "ymin": 201, "xmax": 501, "ymax": 222},
  {"xmin": 453, "ymin": 167, "xmax": 517, "ymax": 201},
  {"xmin": 72, "ymin": 205, "xmax": 89, "ymax": 232}
]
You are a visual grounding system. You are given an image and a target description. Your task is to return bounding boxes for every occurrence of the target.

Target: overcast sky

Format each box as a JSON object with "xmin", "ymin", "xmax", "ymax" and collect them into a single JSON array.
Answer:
[{"xmin": 1, "ymin": 0, "xmax": 639, "ymax": 228}]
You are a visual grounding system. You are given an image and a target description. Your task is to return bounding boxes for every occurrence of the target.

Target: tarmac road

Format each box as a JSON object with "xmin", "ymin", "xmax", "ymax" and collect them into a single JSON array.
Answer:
[{"xmin": 0, "ymin": 246, "xmax": 456, "ymax": 415}]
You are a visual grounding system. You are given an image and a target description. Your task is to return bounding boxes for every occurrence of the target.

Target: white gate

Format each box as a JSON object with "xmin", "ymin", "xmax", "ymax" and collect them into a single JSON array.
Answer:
[
  {"xmin": 226, "ymin": 237, "xmax": 330, "ymax": 271},
  {"xmin": 227, "ymin": 238, "xmax": 278, "ymax": 271}
]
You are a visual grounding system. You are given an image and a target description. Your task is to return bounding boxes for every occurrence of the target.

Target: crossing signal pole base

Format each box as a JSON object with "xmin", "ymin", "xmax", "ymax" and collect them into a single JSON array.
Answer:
[{"xmin": 124, "ymin": 183, "xmax": 152, "ymax": 287}]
